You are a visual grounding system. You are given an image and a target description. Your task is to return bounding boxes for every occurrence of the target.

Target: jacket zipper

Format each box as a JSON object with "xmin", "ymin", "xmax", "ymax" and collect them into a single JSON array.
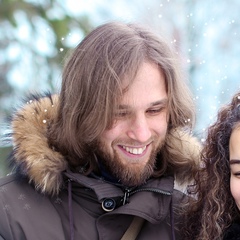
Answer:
[
  {"xmin": 130, "ymin": 187, "xmax": 172, "ymax": 196},
  {"xmin": 121, "ymin": 187, "xmax": 172, "ymax": 205}
]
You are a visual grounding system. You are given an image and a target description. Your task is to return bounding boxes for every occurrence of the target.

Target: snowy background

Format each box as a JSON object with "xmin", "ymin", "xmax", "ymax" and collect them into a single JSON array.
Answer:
[
  {"xmin": 68, "ymin": 0, "xmax": 240, "ymax": 140},
  {"xmin": 1, "ymin": 0, "xmax": 240, "ymax": 140}
]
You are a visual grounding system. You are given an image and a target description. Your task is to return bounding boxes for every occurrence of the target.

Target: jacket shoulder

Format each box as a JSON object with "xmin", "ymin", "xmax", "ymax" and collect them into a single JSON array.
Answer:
[
  {"xmin": 0, "ymin": 173, "xmax": 67, "ymax": 240},
  {"xmin": 0, "ymin": 174, "xmax": 33, "ymax": 200},
  {"xmin": 0, "ymin": 174, "xmax": 17, "ymax": 187}
]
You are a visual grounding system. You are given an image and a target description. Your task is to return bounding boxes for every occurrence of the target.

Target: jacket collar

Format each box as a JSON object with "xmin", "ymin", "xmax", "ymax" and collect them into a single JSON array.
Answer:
[{"xmin": 64, "ymin": 169, "xmax": 174, "ymax": 223}]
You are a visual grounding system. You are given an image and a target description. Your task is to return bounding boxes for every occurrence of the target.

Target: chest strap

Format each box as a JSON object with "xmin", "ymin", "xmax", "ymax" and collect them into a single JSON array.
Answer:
[{"xmin": 121, "ymin": 216, "xmax": 145, "ymax": 240}]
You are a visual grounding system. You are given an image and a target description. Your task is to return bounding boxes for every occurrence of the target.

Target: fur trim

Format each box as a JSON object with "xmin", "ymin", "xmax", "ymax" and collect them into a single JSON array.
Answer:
[
  {"xmin": 10, "ymin": 94, "xmax": 201, "ymax": 195},
  {"xmin": 168, "ymin": 129, "xmax": 202, "ymax": 192},
  {"xmin": 11, "ymin": 94, "xmax": 67, "ymax": 195},
  {"xmin": 173, "ymin": 129, "xmax": 201, "ymax": 179}
]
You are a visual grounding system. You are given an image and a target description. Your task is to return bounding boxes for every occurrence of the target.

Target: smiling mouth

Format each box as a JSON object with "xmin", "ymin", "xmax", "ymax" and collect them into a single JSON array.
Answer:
[{"xmin": 121, "ymin": 145, "xmax": 147, "ymax": 155}]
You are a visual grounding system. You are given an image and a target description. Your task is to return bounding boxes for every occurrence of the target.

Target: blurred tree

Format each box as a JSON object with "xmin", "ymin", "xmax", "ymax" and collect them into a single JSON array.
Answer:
[
  {"xmin": 0, "ymin": 146, "xmax": 12, "ymax": 176},
  {"xmin": 0, "ymin": 0, "xmax": 94, "ymax": 176}
]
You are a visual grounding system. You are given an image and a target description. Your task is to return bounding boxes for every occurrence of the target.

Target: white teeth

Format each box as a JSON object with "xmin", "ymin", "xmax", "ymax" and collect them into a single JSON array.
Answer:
[{"xmin": 122, "ymin": 146, "xmax": 146, "ymax": 155}]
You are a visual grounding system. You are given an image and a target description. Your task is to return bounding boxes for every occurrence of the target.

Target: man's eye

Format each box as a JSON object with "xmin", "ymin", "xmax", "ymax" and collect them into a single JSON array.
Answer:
[
  {"xmin": 147, "ymin": 108, "xmax": 163, "ymax": 114},
  {"xmin": 115, "ymin": 111, "xmax": 128, "ymax": 118}
]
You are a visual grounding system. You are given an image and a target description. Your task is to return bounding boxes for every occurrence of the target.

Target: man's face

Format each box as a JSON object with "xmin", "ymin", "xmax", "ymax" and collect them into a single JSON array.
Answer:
[{"xmin": 96, "ymin": 61, "xmax": 168, "ymax": 186}]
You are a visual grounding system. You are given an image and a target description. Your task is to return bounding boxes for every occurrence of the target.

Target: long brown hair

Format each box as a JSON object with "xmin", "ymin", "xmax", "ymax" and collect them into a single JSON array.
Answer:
[
  {"xmin": 49, "ymin": 21, "xmax": 195, "ymax": 173},
  {"xmin": 185, "ymin": 91, "xmax": 240, "ymax": 240}
]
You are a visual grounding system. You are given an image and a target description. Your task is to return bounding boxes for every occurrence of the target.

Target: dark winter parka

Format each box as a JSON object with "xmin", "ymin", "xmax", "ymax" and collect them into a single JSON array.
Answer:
[
  {"xmin": 223, "ymin": 221, "xmax": 240, "ymax": 240},
  {"xmin": 0, "ymin": 95, "xmax": 201, "ymax": 240}
]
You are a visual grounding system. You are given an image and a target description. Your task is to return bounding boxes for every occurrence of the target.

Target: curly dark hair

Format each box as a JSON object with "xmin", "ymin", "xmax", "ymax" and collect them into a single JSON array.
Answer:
[{"xmin": 184, "ymin": 92, "xmax": 240, "ymax": 240}]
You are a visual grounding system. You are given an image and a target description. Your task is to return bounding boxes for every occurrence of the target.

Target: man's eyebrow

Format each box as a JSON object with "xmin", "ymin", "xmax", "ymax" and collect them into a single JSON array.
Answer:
[
  {"xmin": 150, "ymin": 99, "xmax": 168, "ymax": 107},
  {"xmin": 230, "ymin": 159, "xmax": 240, "ymax": 165},
  {"xmin": 118, "ymin": 99, "xmax": 168, "ymax": 109}
]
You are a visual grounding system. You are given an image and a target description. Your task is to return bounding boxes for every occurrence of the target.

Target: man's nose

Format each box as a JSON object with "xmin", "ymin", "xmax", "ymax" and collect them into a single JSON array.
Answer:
[{"xmin": 126, "ymin": 114, "xmax": 151, "ymax": 142}]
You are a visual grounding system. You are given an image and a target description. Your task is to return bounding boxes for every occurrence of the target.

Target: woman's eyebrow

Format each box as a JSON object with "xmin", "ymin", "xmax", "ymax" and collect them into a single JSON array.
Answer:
[{"xmin": 230, "ymin": 159, "xmax": 240, "ymax": 165}]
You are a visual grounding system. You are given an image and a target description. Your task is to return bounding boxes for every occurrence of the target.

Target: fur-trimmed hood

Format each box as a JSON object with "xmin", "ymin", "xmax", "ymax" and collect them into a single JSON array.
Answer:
[{"xmin": 9, "ymin": 94, "xmax": 201, "ymax": 195}]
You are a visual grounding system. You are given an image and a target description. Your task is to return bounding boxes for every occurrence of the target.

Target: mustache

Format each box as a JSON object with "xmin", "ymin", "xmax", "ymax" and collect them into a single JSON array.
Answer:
[{"xmin": 112, "ymin": 137, "xmax": 156, "ymax": 146}]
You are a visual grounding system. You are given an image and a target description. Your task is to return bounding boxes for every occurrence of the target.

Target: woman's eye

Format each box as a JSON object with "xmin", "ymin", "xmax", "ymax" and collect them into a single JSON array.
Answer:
[{"xmin": 231, "ymin": 169, "xmax": 240, "ymax": 177}]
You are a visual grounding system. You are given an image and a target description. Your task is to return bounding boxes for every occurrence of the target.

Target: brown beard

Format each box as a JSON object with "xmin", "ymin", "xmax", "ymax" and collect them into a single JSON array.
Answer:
[{"xmin": 94, "ymin": 139, "xmax": 165, "ymax": 187}]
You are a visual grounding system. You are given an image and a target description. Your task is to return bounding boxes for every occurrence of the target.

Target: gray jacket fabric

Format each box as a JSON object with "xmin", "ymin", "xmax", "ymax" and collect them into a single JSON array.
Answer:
[{"xmin": 0, "ymin": 171, "xmax": 186, "ymax": 240}]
